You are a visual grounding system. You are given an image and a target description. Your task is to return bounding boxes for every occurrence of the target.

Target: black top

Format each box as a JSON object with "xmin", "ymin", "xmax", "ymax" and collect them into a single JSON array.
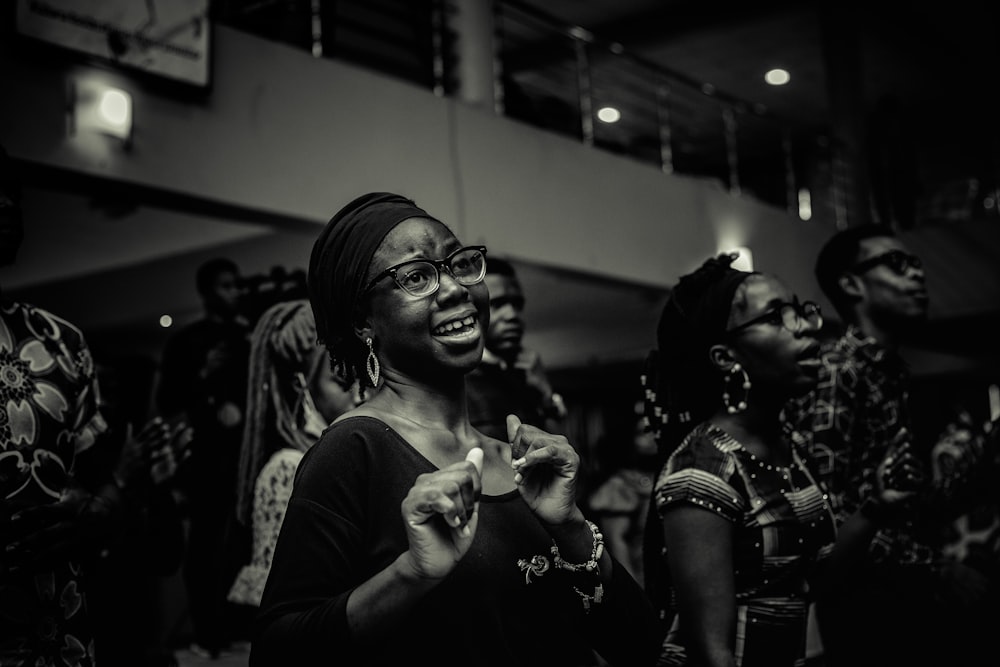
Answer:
[{"xmin": 251, "ymin": 416, "xmax": 660, "ymax": 666}]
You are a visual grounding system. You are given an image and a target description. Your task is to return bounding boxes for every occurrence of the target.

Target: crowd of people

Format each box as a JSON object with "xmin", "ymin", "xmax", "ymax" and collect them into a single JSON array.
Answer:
[{"xmin": 1, "ymin": 140, "xmax": 997, "ymax": 667}]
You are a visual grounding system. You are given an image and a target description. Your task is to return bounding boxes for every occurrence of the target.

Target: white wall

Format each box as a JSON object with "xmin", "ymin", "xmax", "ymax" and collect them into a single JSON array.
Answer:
[{"xmin": 0, "ymin": 25, "xmax": 834, "ymax": 306}]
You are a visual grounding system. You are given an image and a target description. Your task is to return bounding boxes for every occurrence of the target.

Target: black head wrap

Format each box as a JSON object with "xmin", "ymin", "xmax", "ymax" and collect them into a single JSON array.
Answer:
[
  {"xmin": 642, "ymin": 253, "xmax": 755, "ymax": 458},
  {"xmin": 307, "ymin": 192, "xmax": 440, "ymax": 382},
  {"xmin": 657, "ymin": 254, "xmax": 753, "ymax": 352}
]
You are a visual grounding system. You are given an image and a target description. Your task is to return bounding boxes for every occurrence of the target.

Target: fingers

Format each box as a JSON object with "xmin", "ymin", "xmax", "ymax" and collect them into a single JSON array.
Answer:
[
  {"xmin": 405, "ymin": 456, "xmax": 482, "ymax": 536},
  {"xmin": 465, "ymin": 446, "xmax": 483, "ymax": 475},
  {"xmin": 881, "ymin": 442, "xmax": 925, "ymax": 490},
  {"xmin": 507, "ymin": 418, "xmax": 577, "ymax": 478}
]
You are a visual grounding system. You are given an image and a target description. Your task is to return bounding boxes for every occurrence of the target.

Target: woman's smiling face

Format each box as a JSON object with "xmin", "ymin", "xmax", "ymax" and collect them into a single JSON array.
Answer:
[{"xmin": 362, "ymin": 217, "xmax": 489, "ymax": 384}]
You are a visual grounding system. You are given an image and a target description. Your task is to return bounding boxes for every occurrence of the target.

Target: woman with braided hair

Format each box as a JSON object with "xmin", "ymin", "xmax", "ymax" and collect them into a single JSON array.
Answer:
[
  {"xmin": 228, "ymin": 299, "xmax": 360, "ymax": 608},
  {"xmin": 640, "ymin": 252, "xmax": 921, "ymax": 667}
]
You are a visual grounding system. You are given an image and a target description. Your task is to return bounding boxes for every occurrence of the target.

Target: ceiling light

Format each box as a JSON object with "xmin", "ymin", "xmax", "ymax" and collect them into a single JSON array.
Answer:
[
  {"xmin": 765, "ymin": 69, "xmax": 790, "ymax": 86},
  {"xmin": 597, "ymin": 106, "xmax": 621, "ymax": 123}
]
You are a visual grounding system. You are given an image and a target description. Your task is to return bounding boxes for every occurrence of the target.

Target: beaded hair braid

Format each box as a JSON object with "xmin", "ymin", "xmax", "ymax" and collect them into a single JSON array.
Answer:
[{"xmin": 642, "ymin": 252, "xmax": 751, "ymax": 461}]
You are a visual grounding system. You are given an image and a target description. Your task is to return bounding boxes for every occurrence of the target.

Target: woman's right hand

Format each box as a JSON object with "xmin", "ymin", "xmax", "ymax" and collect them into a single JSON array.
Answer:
[{"xmin": 399, "ymin": 448, "xmax": 483, "ymax": 580}]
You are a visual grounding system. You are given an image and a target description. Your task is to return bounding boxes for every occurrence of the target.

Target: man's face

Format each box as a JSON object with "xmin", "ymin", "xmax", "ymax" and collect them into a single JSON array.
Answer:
[
  {"xmin": 207, "ymin": 270, "xmax": 244, "ymax": 316},
  {"xmin": 0, "ymin": 184, "xmax": 24, "ymax": 267},
  {"xmin": 484, "ymin": 273, "xmax": 525, "ymax": 358},
  {"xmin": 851, "ymin": 236, "xmax": 929, "ymax": 327}
]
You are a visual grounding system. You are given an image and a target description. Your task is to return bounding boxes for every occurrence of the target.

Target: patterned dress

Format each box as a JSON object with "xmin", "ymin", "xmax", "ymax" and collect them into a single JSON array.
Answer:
[
  {"xmin": 0, "ymin": 301, "xmax": 107, "ymax": 667},
  {"xmin": 228, "ymin": 448, "xmax": 304, "ymax": 607},
  {"xmin": 653, "ymin": 422, "xmax": 835, "ymax": 667}
]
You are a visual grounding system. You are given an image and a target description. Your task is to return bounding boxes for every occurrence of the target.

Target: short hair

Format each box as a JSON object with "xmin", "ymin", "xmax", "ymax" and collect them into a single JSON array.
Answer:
[
  {"xmin": 485, "ymin": 256, "xmax": 517, "ymax": 278},
  {"xmin": 196, "ymin": 257, "xmax": 239, "ymax": 297},
  {"xmin": 815, "ymin": 223, "xmax": 895, "ymax": 319}
]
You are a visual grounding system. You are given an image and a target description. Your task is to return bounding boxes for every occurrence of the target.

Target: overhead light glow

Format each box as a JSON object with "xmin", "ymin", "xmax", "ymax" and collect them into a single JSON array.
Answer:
[
  {"xmin": 597, "ymin": 106, "xmax": 621, "ymax": 123},
  {"xmin": 159, "ymin": 315, "xmax": 173, "ymax": 328},
  {"xmin": 798, "ymin": 188, "xmax": 812, "ymax": 221},
  {"xmin": 99, "ymin": 89, "xmax": 131, "ymax": 127},
  {"xmin": 729, "ymin": 247, "xmax": 753, "ymax": 272},
  {"xmin": 765, "ymin": 68, "xmax": 790, "ymax": 86}
]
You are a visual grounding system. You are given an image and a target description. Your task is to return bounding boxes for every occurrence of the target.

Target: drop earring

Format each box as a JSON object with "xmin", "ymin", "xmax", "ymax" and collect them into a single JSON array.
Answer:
[{"xmin": 366, "ymin": 337, "xmax": 380, "ymax": 387}]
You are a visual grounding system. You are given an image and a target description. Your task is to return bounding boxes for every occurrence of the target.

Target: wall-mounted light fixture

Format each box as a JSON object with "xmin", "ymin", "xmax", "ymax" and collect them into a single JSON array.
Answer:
[{"xmin": 68, "ymin": 77, "xmax": 133, "ymax": 146}]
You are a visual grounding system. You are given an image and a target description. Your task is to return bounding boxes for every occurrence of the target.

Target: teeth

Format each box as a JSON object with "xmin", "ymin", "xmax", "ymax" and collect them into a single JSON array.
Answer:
[{"xmin": 434, "ymin": 315, "xmax": 475, "ymax": 335}]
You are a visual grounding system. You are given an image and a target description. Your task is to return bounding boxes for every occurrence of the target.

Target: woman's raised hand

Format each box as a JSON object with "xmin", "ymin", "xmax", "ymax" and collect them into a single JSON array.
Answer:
[
  {"xmin": 507, "ymin": 414, "xmax": 581, "ymax": 526},
  {"xmin": 399, "ymin": 447, "xmax": 483, "ymax": 580}
]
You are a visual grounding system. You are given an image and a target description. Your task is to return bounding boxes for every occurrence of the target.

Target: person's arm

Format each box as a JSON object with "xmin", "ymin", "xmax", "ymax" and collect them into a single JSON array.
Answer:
[
  {"xmin": 507, "ymin": 415, "xmax": 661, "ymax": 666},
  {"xmin": 252, "ymin": 430, "xmax": 482, "ymax": 665},
  {"xmin": 663, "ymin": 505, "xmax": 737, "ymax": 667}
]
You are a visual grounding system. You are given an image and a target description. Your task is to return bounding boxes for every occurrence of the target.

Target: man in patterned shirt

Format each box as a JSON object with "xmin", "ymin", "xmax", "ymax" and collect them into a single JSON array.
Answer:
[{"xmin": 786, "ymin": 223, "xmax": 996, "ymax": 667}]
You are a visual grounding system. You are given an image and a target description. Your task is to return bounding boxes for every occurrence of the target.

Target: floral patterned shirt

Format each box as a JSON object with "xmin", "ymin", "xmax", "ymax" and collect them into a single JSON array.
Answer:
[{"xmin": 0, "ymin": 301, "xmax": 107, "ymax": 667}]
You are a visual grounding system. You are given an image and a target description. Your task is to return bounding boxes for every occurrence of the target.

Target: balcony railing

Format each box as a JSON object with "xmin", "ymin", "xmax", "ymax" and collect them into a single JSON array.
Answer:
[{"xmin": 215, "ymin": 0, "xmax": 841, "ymax": 222}]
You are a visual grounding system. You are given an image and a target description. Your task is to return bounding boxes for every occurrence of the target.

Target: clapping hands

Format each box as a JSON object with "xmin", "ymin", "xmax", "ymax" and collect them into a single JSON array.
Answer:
[{"xmin": 118, "ymin": 416, "xmax": 194, "ymax": 487}]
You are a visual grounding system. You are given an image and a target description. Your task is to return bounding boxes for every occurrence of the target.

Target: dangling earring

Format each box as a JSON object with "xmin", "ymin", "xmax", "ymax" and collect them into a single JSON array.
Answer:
[
  {"xmin": 365, "ymin": 337, "xmax": 380, "ymax": 387},
  {"xmin": 722, "ymin": 363, "xmax": 751, "ymax": 414}
]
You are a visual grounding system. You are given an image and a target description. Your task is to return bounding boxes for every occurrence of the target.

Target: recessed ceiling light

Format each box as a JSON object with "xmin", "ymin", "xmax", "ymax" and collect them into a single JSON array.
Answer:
[
  {"xmin": 597, "ymin": 106, "xmax": 621, "ymax": 123},
  {"xmin": 765, "ymin": 69, "xmax": 790, "ymax": 86}
]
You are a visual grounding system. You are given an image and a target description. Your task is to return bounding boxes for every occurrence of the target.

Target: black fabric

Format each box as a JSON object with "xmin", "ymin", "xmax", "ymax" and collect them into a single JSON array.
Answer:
[{"xmin": 307, "ymin": 192, "xmax": 439, "ymax": 349}]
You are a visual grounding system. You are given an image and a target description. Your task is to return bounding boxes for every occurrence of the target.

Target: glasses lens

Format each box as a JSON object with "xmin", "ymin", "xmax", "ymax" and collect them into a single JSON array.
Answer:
[
  {"xmin": 890, "ymin": 251, "xmax": 921, "ymax": 274},
  {"xmin": 802, "ymin": 302, "xmax": 822, "ymax": 328},
  {"xmin": 449, "ymin": 247, "xmax": 486, "ymax": 285},
  {"xmin": 396, "ymin": 261, "xmax": 438, "ymax": 296},
  {"xmin": 780, "ymin": 304, "xmax": 800, "ymax": 331}
]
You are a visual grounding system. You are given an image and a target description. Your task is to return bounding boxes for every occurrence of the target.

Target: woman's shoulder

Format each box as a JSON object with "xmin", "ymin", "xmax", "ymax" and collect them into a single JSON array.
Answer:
[
  {"xmin": 299, "ymin": 414, "xmax": 419, "ymax": 478},
  {"xmin": 665, "ymin": 422, "xmax": 740, "ymax": 474}
]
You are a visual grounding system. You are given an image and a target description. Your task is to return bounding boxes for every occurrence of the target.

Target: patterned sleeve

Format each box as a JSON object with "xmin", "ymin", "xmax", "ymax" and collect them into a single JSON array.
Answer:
[
  {"xmin": 37, "ymin": 307, "xmax": 107, "ymax": 455},
  {"xmin": 654, "ymin": 428, "xmax": 745, "ymax": 523}
]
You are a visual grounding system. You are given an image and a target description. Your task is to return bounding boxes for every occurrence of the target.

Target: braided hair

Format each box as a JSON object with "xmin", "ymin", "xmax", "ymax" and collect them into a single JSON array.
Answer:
[{"xmin": 641, "ymin": 252, "xmax": 756, "ymax": 462}]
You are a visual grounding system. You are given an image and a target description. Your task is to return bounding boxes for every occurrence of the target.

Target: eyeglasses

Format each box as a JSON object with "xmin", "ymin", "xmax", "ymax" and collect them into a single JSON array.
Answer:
[
  {"xmin": 726, "ymin": 298, "xmax": 822, "ymax": 335},
  {"xmin": 851, "ymin": 250, "xmax": 922, "ymax": 276},
  {"xmin": 364, "ymin": 245, "xmax": 488, "ymax": 298}
]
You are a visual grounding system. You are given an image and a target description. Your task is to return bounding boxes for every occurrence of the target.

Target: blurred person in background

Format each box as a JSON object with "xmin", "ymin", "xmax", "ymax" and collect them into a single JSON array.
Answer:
[
  {"xmin": 784, "ymin": 223, "xmax": 999, "ymax": 667},
  {"xmin": 156, "ymin": 256, "xmax": 253, "ymax": 658},
  {"xmin": 584, "ymin": 399, "xmax": 658, "ymax": 586},
  {"xmin": 0, "ymin": 146, "xmax": 124, "ymax": 665},
  {"xmin": 465, "ymin": 256, "xmax": 567, "ymax": 440},
  {"xmin": 228, "ymin": 298, "xmax": 360, "ymax": 608}
]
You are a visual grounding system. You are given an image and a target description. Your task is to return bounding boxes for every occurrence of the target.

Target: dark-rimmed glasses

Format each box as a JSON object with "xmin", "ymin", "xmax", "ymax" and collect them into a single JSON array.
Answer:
[
  {"xmin": 727, "ymin": 298, "xmax": 822, "ymax": 335},
  {"xmin": 851, "ymin": 250, "xmax": 922, "ymax": 276},
  {"xmin": 364, "ymin": 245, "xmax": 487, "ymax": 298}
]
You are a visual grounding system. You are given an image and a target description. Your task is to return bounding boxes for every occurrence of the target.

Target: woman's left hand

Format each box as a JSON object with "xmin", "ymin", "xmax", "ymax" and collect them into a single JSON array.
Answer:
[{"xmin": 507, "ymin": 415, "xmax": 580, "ymax": 525}]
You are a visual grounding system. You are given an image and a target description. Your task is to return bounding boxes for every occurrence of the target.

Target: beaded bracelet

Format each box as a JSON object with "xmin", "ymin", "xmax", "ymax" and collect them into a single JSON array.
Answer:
[{"xmin": 550, "ymin": 519, "xmax": 604, "ymax": 573}]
